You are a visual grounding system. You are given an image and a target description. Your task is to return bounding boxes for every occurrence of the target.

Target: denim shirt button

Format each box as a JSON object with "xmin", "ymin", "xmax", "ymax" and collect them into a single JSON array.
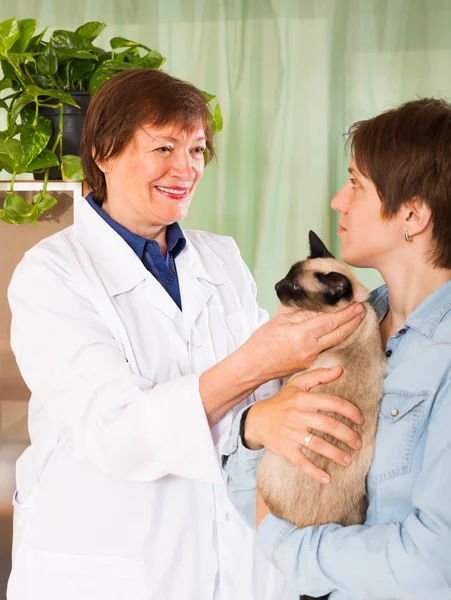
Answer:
[
  {"xmin": 386, "ymin": 349, "xmax": 393, "ymax": 357},
  {"xmin": 391, "ymin": 409, "xmax": 399, "ymax": 417},
  {"xmin": 399, "ymin": 328, "xmax": 407, "ymax": 335}
]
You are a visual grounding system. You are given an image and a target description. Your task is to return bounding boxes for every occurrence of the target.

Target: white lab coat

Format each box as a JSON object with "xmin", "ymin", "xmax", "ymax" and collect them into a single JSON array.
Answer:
[{"xmin": 7, "ymin": 196, "xmax": 299, "ymax": 600}]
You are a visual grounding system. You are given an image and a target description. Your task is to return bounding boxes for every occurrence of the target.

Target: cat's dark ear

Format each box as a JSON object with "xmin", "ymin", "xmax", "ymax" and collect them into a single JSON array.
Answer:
[
  {"xmin": 308, "ymin": 231, "xmax": 335, "ymax": 259},
  {"xmin": 315, "ymin": 271, "xmax": 353, "ymax": 305}
]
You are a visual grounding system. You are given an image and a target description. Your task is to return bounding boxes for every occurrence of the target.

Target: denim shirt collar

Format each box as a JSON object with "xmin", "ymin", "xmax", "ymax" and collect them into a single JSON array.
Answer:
[{"xmin": 369, "ymin": 280, "xmax": 451, "ymax": 338}]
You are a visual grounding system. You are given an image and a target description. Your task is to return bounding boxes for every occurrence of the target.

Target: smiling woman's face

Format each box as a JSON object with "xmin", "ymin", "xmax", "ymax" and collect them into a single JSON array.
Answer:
[{"xmin": 100, "ymin": 122, "xmax": 207, "ymax": 235}]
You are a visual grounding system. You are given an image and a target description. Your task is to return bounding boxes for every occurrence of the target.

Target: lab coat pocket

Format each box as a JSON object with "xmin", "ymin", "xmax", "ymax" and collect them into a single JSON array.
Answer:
[
  {"xmin": 16, "ymin": 548, "xmax": 146, "ymax": 600},
  {"xmin": 368, "ymin": 389, "xmax": 429, "ymax": 484}
]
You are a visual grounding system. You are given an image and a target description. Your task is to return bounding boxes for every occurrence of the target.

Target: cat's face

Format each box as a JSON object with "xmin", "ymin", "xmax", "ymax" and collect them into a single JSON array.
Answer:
[{"xmin": 275, "ymin": 231, "xmax": 369, "ymax": 313}]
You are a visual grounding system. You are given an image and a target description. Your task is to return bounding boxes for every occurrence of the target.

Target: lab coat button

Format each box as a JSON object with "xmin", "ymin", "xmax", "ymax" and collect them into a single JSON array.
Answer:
[{"xmin": 222, "ymin": 512, "xmax": 231, "ymax": 524}]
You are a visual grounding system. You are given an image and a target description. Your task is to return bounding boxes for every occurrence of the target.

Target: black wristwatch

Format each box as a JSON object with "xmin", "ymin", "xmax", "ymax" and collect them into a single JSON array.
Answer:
[{"xmin": 239, "ymin": 406, "xmax": 252, "ymax": 449}]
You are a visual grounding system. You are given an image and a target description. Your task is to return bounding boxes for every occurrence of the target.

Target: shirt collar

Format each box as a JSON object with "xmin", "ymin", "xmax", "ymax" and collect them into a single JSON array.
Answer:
[
  {"xmin": 369, "ymin": 281, "xmax": 451, "ymax": 338},
  {"xmin": 85, "ymin": 192, "xmax": 186, "ymax": 260}
]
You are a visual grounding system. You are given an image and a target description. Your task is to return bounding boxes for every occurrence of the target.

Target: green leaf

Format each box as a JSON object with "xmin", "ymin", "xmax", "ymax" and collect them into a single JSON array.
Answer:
[
  {"xmin": 36, "ymin": 42, "xmax": 58, "ymax": 76},
  {"xmin": 0, "ymin": 18, "xmax": 20, "ymax": 56},
  {"xmin": 89, "ymin": 60, "xmax": 141, "ymax": 96},
  {"xmin": 0, "ymin": 98, "xmax": 7, "ymax": 110},
  {"xmin": 18, "ymin": 104, "xmax": 35, "ymax": 124},
  {"xmin": 20, "ymin": 117, "xmax": 52, "ymax": 165},
  {"xmin": 134, "ymin": 50, "xmax": 165, "ymax": 69},
  {"xmin": 115, "ymin": 47, "xmax": 139, "ymax": 62},
  {"xmin": 212, "ymin": 103, "xmax": 223, "ymax": 133},
  {"xmin": 16, "ymin": 19, "xmax": 36, "ymax": 52},
  {"xmin": 9, "ymin": 93, "xmax": 34, "ymax": 125},
  {"xmin": 0, "ymin": 77, "xmax": 13, "ymax": 92},
  {"xmin": 61, "ymin": 154, "xmax": 84, "ymax": 181},
  {"xmin": 2, "ymin": 138, "xmax": 26, "ymax": 171},
  {"xmin": 27, "ymin": 27, "xmax": 48, "ymax": 52},
  {"xmin": 92, "ymin": 46, "xmax": 106, "ymax": 57},
  {"xmin": 110, "ymin": 37, "xmax": 151, "ymax": 53},
  {"xmin": 34, "ymin": 191, "xmax": 57, "ymax": 211},
  {"xmin": 0, "ymin": 190, "xmax": 58, "ymax": 224},
  {"xmin": 0, "ymin": 154, "xmax": 15, "ymax": 173},
  {"xmin": 96, "ymin": 50, "xmax": 112, "ymax": 63},
  {"xmin": 51, "ymin": 30, "xmax": 96, "ymax": 61},
  {"xmin": 28, "ymin": 148, "xmax": 59, "ymax": 170},
  {"xmin": 30, "ymin": 74, "xmax": 53, "ymax": 89},
  {"xmin": 25, "ymin": 85, "xmax": 80, "ymax": 107},
  {"xmin": 201, "ymin": 91, "xmax": 216, "ymax": 103},
  {"xmin": 4, "ymin": 137, "xmax": 22, "ymax": 160},
  {"xmin": 7, "ymin": 52, "xmax": 37, "ymax": 70},
  {"xmin": 0, "ymin": 59, "xmax": 18, "ymax": 83},
  {"xmin": 68, "ymin": 59, "xmax": 94, "ymax": 84},
  {"xmin": 75, "ymin": 22, "xmax": 106, "ymax": 43},
  {"xmin": 3, "ymin": 193, "xmax": 33, "ymax": 223}
]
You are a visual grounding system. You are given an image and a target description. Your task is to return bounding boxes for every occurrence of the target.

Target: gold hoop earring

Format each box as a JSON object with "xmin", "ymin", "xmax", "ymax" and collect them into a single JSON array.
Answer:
[{"xmin": 403, "ymin": 230, "xmax": 413, "ymax": 243}]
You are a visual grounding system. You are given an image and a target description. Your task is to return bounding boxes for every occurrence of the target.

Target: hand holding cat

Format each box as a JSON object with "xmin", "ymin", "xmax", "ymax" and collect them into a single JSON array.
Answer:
[
  {"xmin": 240, "ymin": 302, "xmax": 365, "ymax": 383},
  {"xmin": 243, "ymin": 367, "xmax": 364, "ymax": 485}
]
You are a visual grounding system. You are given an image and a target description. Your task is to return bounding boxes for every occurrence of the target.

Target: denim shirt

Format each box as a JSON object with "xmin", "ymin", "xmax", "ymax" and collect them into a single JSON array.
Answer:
[{"xmin": 222, "ymin": 282, "xmax": 451, "ymax": 600}]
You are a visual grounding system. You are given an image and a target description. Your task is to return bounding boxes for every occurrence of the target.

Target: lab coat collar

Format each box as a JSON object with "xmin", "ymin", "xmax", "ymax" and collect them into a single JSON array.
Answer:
[
  {"xmin": 177, "ymin": 234, "xmax": 228, "ymax": 335},
  {"xmin": 73, "ymin": 195, "xmax": 148, "ymax": 296},
  {"xmin": 73, "ymin": 196, "xmax": 227, "ymax": 330}
]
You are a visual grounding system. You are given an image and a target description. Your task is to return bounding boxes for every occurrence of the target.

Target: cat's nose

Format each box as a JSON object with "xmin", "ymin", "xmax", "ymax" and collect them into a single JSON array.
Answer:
[
  {"xmin": 275, "ymin": 278, "xmax": 298, "ymax": 298},
  {"xmin": 275, "ymin": 278, "xmax": 286, "ymax": 298}
]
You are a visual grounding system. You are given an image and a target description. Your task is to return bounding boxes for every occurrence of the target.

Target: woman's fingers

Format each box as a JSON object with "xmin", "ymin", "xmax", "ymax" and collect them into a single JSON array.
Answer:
[
  {"xmin": 288, "ymin": 366, "xmax": 343, "ymax": 392},
  {"xmin": 287, "ymin": 446, "xmax": 331, "ymax": 484},
  {"xmin": 305, "ymin": 303, "xmax": 365, "ymax": 352},
  {"xmin": 309, "ymin": 393, "xmax": 364, "ymax": 425},
  {"xmin": 288, "ymin": 374, "xmax": 364, "ymax": 425},
  {"xmin": 317, "ymin": 314, "xmax": 364, "ymax": 353},
  {"xmin": 300, "ymin": 433, "xmax": 353, "ymax": 468},
  {"xmin": 304, "ymin": 412, "xmax": 362, "ymax": 450}
]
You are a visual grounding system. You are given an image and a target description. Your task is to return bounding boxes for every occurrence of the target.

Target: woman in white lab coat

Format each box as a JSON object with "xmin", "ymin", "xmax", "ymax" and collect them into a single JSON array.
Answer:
[{"xmin": 7, "ymin": 68, "xmax": 365, "ymax": 600}]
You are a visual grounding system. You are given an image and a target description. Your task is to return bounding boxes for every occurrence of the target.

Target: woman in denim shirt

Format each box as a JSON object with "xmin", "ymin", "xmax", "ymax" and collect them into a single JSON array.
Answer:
[{"xmin": 222, "ymin": 98, "xmax": 451, "ymax": 600}]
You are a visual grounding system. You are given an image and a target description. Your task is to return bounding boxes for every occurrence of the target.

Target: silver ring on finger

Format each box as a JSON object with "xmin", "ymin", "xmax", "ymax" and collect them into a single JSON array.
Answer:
[{"xmin": 304, "ymin": 433, "xmax": 314, "ymax": 449}]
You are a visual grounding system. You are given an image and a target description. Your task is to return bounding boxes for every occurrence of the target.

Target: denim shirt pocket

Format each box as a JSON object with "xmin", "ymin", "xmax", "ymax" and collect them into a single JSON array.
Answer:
[{"xmin": 368, "ymin": 389, "xmax": 430, "ymax": 484}]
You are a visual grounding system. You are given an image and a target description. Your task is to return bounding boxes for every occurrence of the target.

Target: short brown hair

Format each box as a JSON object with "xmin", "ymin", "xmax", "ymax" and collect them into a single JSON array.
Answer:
[
  {"xmin": 346, "ymin": 98, "xmax": 451, "ymax": 268},
  {"xmin": 80, "ymin": 69, "xmax": 215, "ymax": 204}
]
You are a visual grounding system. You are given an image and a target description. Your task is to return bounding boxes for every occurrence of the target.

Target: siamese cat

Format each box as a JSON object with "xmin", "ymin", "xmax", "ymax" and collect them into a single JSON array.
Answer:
[{"xmin": 256, "ymin": 231, "xmax": 386, "ymax": 528}]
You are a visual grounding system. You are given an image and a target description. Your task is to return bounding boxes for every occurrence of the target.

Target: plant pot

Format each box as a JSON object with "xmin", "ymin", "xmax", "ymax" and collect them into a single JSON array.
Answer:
[{"xmin": 33, "ymin": 91, "xmax": 90, "ymax": 181}]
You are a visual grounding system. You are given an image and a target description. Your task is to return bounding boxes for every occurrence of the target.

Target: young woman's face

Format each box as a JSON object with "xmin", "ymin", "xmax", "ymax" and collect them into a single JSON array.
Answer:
[
  {"xmin": 101, "ymin": 122, "xmax": 207, "ymax": 231},
  {"xmin": 331, "ymin": 158, "xmax": 403, "ymax": 268}
]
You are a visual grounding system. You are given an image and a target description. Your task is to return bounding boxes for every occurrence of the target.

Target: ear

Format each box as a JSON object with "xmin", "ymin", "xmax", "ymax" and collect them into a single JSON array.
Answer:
[
  {"xmin": 92, "ymin": 147, "xmax": 112, "ymax": 175},
  {"xmin": 315, "ymin": 271, "xmax": 353, "ymax": 304},
  {"xmin": 403, "ymin": 196, "xmax": 432, "ymax": 236},
  {"xmin": 308, "ymin": 231, "xmax": 335, "ymax": 259}
]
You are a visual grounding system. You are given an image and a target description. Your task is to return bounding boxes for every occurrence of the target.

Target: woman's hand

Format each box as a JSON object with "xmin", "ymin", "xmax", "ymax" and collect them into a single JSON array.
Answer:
[
  {"xmin": 244, "ymin": 367, "xmax": 364, "ymax": 484},
  {"xmin": 256, "ymin": 489, "xmax": 271, "ymax": 530},
  {"xmin": 240, "ymin": 303, "xmax": 365, "ymax": 383}
]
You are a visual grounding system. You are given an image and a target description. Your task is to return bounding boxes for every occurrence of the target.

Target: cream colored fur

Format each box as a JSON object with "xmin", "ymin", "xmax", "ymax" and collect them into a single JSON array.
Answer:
[{"xmin": 256, "ymin": 257, "xmax": 386, "ymax": 527}]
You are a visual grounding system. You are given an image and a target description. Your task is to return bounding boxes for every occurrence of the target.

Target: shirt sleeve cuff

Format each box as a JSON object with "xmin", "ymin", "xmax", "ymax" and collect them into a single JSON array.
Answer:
[
  {"xmin": 256, "ymin": 512, "xmax": 297, "ymax": 567},
  {"xmin": 222, "ymin": 404, "xmax": 266, "ymax": 460}
]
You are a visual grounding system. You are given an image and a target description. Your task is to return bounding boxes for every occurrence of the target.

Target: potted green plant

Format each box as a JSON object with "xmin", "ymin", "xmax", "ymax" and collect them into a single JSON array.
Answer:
[{"xmin": 0, "ymin": 17, "xmax": 222, "ymax": 224}]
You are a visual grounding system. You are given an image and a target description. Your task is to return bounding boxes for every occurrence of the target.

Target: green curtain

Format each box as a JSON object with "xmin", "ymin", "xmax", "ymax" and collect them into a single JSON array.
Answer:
[{"xmin": 2, "ymin": 0, "xmax": 451, "ymax": 313}]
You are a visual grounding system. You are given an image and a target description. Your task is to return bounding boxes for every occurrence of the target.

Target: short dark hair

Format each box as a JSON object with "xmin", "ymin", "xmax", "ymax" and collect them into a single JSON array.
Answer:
[
  {"xmin": 346, "ymin": 98, "xmax": 451, "ymax": 268},
  {"xmin": 80, "ymin": 68, "xmax": 215, "ymax": 204}
]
